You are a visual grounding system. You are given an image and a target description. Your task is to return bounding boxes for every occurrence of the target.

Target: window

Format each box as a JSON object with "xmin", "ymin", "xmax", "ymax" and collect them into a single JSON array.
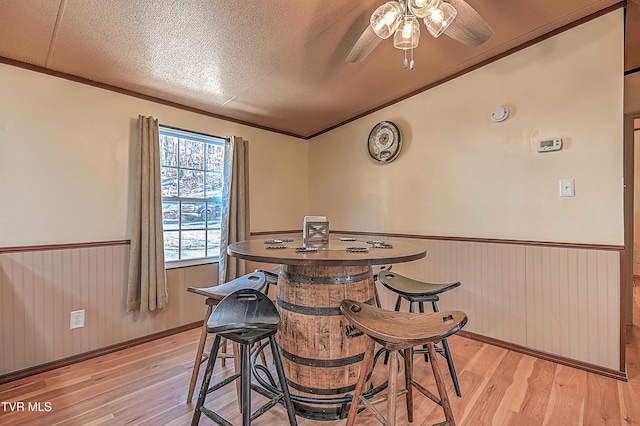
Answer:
[{"xmin": 159, "ymin": 126, "xmax": 226, "ymax": 265}]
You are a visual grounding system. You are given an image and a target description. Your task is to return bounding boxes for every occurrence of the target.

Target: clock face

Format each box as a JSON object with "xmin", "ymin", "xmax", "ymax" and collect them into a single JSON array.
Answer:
[{"xmin": 368, "ymin": 121, "xmax": 402, "ymax": 163}]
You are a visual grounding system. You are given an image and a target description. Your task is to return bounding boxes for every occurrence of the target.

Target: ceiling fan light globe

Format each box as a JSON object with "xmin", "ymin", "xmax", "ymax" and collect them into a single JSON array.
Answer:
[
  {"xmin": 424, "ymin": 1, "xmax": 457, "ymax": 38},
  {"xmin": 393, "ymin": 15, "xmax": 420, "ymax": 50},
  {"xmin": 409, "ymin": 0, "xmax": 441, "ymax": 19},
  {"xmin": 370, "ymin": 1, "xmax": 404, "ymax": 39}
]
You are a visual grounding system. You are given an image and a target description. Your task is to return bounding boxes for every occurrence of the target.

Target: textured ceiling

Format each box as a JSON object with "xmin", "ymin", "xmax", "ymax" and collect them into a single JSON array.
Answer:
[{"xmin": 0, "ymin": 0, "xmax": 631, "ymax": 139}]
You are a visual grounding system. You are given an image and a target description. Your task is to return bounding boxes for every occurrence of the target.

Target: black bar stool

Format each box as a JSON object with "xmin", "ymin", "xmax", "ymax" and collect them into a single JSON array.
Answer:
[
  {"xmin": 191, "ymin": 288, "xmax": 297, "ymax": 426},
  {"xmin": 186, "ymin": 271, "xmax": 266, "ymax": 402},
  {"xmin": 254, "ymin": 267, "xmax": 280, "ymax": 297},
  {"xmin": 340, "ymin": 299, "xmax": 467, "ymax": 426},
  {"xmin": 377, "ymin": 271, "xmax": 463, "ymax": 397},
  {"xmin": 372, "ymin": 265, "xmax": 392, "ymax": 308}
]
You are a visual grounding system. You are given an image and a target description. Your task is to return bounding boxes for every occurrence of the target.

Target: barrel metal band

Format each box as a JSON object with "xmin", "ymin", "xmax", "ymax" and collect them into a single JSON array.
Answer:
[
  {"xmin": 277, "ymin": 297, "xmax": 376, "ymax": 316},
  {"xmin": 290, "ymin": 402, "xmax": 342, "ymax": 421},
  {"xmin": 281, "ymin": 270, "xmax": 372, "ymax": 285},
  {"xmin": 279, "ymin": 347, "xmax": 365, "ymax": 367},
  {"xmin": 277, "ymin": 298, "xmax": 340, "ymax": 316},
  {"xmin": 287, "ymin": 380, "xmax": 356, "ymax": 395}
]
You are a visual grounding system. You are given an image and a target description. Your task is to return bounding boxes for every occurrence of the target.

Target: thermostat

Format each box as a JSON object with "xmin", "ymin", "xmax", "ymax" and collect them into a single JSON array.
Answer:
[{"xmin": 536, "ymin": 138, "xmax": 562, "ymax": 152}]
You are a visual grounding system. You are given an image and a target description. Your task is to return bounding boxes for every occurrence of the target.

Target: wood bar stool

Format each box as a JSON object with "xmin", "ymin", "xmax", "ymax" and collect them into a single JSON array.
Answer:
[
  {"xmin": 378, "ymin": 271, "xmax": 463, "ymax": 397},
  {"xmin": 340, "ymin": 299, "xmax": 467, "ymax": 426},
  {"xmin": 186, "ymin": 271, "xmax": 266, "ymax": 402},
  {"xmin": 191, "ymin": 289, "xmax": 297, "ymax": 426}
]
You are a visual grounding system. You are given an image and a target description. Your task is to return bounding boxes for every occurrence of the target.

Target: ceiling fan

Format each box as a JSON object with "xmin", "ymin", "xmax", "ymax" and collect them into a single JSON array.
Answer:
[{"xmin": 346, "ymin": 0, "xmax": 494, "ymax": 69}]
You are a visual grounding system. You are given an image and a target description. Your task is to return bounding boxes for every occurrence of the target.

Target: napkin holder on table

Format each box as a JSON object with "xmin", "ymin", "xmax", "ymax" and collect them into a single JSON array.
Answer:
[{"xmin": 303, "ymin": 215, "xmax": 329, "ymax": 246}]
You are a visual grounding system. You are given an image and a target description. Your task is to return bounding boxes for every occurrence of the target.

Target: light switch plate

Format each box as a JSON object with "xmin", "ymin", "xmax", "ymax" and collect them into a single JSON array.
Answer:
[{"xmin": 559, "ymin": 179, "xmax": 575, "ymax": 197}]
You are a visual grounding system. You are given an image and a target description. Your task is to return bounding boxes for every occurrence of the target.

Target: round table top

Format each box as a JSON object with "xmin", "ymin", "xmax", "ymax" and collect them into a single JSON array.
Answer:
[{"xmin": 227, "ymin": 236, "xmax": 427, "ymax": 267}]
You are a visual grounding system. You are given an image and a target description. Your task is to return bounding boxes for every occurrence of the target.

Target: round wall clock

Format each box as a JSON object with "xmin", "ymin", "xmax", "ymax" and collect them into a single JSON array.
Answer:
[{"xmin": 368, "ymin": 121, "xmax": 402, "ymax": 163}]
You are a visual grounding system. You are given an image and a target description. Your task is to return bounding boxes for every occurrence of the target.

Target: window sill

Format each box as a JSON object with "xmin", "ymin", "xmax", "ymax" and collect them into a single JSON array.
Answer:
[{"xmin": 165, "ymin": 258, "xmax": 219, "ymax": 270}]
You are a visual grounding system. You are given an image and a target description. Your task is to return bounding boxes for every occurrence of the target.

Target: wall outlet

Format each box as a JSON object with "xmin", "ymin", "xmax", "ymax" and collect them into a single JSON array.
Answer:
[{"xmin": 70, "ymin": 310, "xmax": 85, "ymax": 329}]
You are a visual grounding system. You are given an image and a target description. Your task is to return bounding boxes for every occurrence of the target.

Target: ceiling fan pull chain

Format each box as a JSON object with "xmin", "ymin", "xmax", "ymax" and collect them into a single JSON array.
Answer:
[
  {"xmin": 410, "ymin": 48, "xmax": 415, "ymax": 70},
  {"xmin": 403, "ymin": 50, "xmax": 408, "ymax": 69}
]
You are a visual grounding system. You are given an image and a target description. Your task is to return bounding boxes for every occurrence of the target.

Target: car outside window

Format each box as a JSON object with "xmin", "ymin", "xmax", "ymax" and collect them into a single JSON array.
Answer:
[{"xmin": 159, "ymin": 126, "xmax": 226, "ymax": 265}]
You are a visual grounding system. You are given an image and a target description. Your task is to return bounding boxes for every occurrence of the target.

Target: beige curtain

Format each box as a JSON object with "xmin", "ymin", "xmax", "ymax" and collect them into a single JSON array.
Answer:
[
  {"xmin": 218, "ymin": 136, "xmax": 250, "ymax": 284},
  {"xmin": 126, "ymin": 115, "xmax": 168, "ymax": 312}
]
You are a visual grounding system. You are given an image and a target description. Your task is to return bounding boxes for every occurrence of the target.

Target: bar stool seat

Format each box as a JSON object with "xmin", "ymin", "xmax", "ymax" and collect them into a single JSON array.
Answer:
[
  {"xmin": 378, "ymin": 271, "xmax": 463, "ymax": 397},
  {"xmin": 340, "ymin": 299, "xmax": 467, "ymax": 426},
  {"xmin": 191, "ymin": 289, "xmax": 297, "ymax": 426},
  {"xmin": 186, "ymin": 271, "xmax": 266, "ymax": 402}
]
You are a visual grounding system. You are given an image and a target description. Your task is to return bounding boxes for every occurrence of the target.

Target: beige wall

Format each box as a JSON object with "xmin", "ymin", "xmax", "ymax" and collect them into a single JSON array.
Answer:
[
  {"xmin": 309, "ymin": 11, "xmax": 624, "ymax": 246},
  {"xmin": 0, "ymin": 64, "xmax": 308, "ymax": 247},
  {"xmin": 0, "ymin": 11, "xmax": 624, "ymax": 251}
]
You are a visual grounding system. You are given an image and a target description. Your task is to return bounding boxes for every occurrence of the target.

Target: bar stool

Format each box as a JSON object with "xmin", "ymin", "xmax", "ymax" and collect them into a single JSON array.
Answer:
[
  {"xmin": 254, "ymin": 267, "xmax": 280, "ymax": 297},
  {"xmin": 191, "ymin": 289, "xmax": 297, "ymax": 426},
  {"xmin": 340, "ymin": 299, "xmax": 467, "ymax": 426},
  {"xmin": 186, "ymin": 271, "xmax": 266, "ymax": 402},
  {"xmin": 372, "ymin": 265, "xmax": 392, "ymax": 308},
  {"xmin": 378, "ymin": 271, "xmax": 463, "ymax": 397}
]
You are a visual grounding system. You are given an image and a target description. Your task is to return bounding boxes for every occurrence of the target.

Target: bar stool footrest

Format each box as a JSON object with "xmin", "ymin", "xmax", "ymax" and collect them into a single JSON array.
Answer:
[
  {"xmin": 204, "ymin": 372, "xmax": 241, "ymax": 397},
  {"xmin": 414, "ymin": 344, "xmax": 447, "ymax": 359},
  {"xmin": 357, "ymin": 394, "xmax": 386, "ymax": 426},
  {"xmin": 410, "ymin": 379, "xmax": 442, "ymax": 406},
  {"xmin": 199, "ymin": 406, "xmax": 233, "ymax": 426},
  {"xmin": 198, "ymin": 356, "xmax": 293, "ymax": 425},
  {"xmin": 250, "ymin": 383, "xmax": 286, "ymax": 419}
]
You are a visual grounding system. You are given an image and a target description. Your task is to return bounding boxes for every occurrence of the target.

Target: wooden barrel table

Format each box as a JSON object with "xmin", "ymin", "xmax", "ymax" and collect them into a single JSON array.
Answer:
[
  {"xmin": 277, "ymin": 264, "xmax": 375, "ymax": 419},
  {"xmin": 227, "ymin": 237, "xmax": 426, "ymax": 420}
]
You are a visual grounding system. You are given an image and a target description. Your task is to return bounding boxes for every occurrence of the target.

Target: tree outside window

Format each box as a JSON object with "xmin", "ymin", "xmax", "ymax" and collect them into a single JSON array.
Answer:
[{"xmin": 159, "ymin": 126, "xmax": 226, "ymax": 263}]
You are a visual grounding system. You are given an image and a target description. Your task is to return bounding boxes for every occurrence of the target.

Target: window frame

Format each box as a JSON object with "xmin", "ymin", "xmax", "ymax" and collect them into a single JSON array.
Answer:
[{"xmin": 158, "ymin": 125, "xmax": 227, "ymax": 269}]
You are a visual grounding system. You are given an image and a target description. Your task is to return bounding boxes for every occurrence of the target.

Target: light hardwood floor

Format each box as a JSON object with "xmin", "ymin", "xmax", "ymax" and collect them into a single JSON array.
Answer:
[{"xmin": 1, "ymin": 287, "xmax": 639, "ymax": 426}]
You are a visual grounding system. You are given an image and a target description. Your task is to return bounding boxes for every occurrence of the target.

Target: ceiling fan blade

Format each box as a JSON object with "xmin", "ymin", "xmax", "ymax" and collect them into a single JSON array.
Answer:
[
  {"xmin": 346, "ymin": 25, "xmax": 383, "ymax": 63},
  {"xmin": 444, "ymin": 0, "xmax": 494, "ymax": 47}
]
